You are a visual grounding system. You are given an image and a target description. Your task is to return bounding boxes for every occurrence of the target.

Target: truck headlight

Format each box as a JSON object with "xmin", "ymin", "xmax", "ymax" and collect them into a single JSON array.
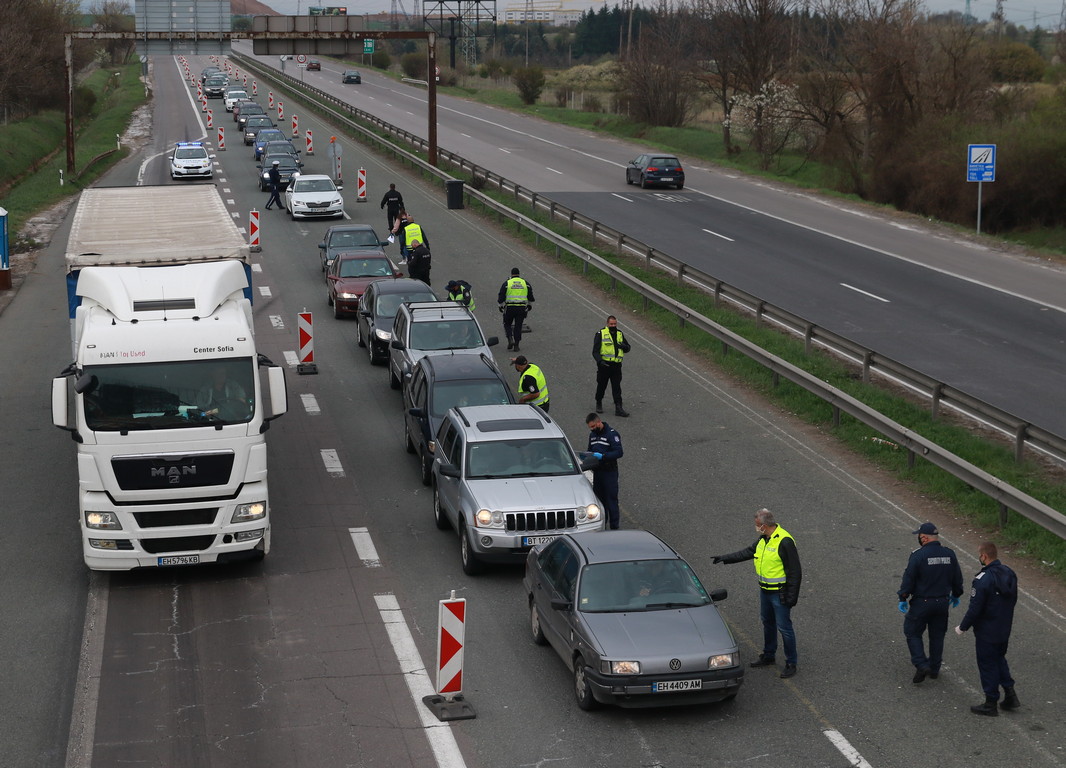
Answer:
[
  {"xmin": 708, "ymin": 653, "xmax": 738, "ymax": 669},
  {"xmin": 601, "ymin": 660, "xmax": 640, "ymax": 675},
  {"xmin": 85, "ymin": 511, "xmax": 122, "ymax": 530},
  {"xmin": 577, "ymin": 503, "xmax": 601, "ymax": 522},
  {"xmin": 232, "ymin": 501, "xmax": 266, "ymax": 522},
  {"xmin": 474, "ymin": 508, "xmax": 504, "ymax": 528}
]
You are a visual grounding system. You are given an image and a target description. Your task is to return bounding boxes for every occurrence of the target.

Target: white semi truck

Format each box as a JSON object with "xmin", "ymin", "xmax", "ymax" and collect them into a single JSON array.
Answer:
[{"xmin": 51, "ymin": 186, "xmax": 288, "ymax": 570}]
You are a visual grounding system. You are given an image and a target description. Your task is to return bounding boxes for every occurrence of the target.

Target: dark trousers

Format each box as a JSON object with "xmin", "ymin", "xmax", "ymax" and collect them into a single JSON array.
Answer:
[
  {"xmin": 594, "ymin": 362, "xmax": 623, "ymax": 405},
  {"xmin": 503, "ymin": 307, "xmax": 527, "ymax": 344},
  {"xmin": 265, "ymin": 187, "xmax": 282, "ymax": 209},
  {"xmin": 409, "ymin": 266, "xmax": 430, "ymax": 286},
  {"xmin": 903, "ymin": 597, "xmax": 949, "ymax": 671},
  {"xmin": 592, "ymin": 469, "xmax": 620, "ymax": 529},
  {"xmin": 975, "ymin": 636, "xmax": 1014, "ymax": 699},
  {"xmin": 759, "ymin": 589, "xmax": 797, "ymax": 665},
  {"xmin": 386, "ymin": 209, "xmax": 399, "ymax": 231}
]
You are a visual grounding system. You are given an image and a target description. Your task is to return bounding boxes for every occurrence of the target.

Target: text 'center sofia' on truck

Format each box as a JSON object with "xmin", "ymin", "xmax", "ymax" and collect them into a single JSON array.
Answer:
[{"xmin": 51, "ymin": 185, "xmax": 288, "ymax": 570}]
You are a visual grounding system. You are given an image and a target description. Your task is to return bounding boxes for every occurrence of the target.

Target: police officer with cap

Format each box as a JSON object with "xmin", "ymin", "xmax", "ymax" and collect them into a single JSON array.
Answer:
[
  {"xmin": 511, "ymin": 355, "xmax": 548, "ymax": 412},
  {"xmin": 498, "ymin": 267, "xmax": 534, "ymax": 351},
  {"xmin": 264, "ymin": 160, "xmax": 283, "ymax": 210},
  {"xmin": 897, "ymin": 522, "xmax": 964, "ymax": 684},
  {"xmin": 446, "ymin": 280, "xmax": 474, "ymax": 309}
]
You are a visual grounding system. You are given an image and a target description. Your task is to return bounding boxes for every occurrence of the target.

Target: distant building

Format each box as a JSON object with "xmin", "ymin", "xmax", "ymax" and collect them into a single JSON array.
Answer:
[{"xmin": 502, "ymin": 0, "xmax": 587, "ymax": 26}]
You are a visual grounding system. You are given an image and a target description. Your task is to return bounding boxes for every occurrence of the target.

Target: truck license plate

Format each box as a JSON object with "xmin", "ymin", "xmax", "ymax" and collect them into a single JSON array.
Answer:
[
  {"xmin": 158, "ymin": 555, "xmax": 200, "ymax": 566},
  {"xmin": 652, "ymin": 679, "xmax": 702, "ymax": 692},
  {"xmin": 522, "ymin": 535, "xmax": 558, "ymax": 547}
]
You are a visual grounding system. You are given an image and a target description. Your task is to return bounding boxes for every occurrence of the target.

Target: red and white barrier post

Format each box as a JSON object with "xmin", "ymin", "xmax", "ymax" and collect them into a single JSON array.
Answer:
[
  {"xmin": 297, "ymin": 311, "xmax": 318, "ymax": 375},
  {"xmin": 423, "ymin": 591, "xmax": 476, "ymax": 720},
  {"xmin": 243, "ymin": 74, "xmax": 248, "ymax": 88},
  {"xmin": 357, "ymin": 167, "xmax": 367, "ymax": 203},
  {"xmin": 206, "ymin": 109, "xmax": 213, "ymax": 129},
  {"xmin": 218, "ymin": 126, "xmax": 225, "ymax": 151},
  {"xmin": 277, "ymin": 101, "xmax": 284, "ymax": 122},
  {"xmin": 292, "ymin": 113, "xmax": 299, "ymax": 138},
  {"xmin": 268, "ymin": 91, "xmax": 274, "ymax": 109},
  {"xmin": 252, "ymin": 80, "xmax": 258, "ymax": 96},
  {"xmin": 201, "ymin": 96, "xmax": 208, "ymax": 112},
  {"xmin": 305, "ymin": 129, "xmax": 314, "ymax": 156},
  {"xmin": 248, "ymin": 209, "xmax": 261, "ymax": 252}
]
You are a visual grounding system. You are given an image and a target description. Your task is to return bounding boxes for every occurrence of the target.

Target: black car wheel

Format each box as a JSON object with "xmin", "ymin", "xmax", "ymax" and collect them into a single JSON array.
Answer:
[
  {"xmin": 530, "ymin": 599, "xmax": 547, "ymax": 646},
  {"xmin": 676, "ymin": 181, "xmax": 684, "ymax": 190},
  {"xmin": 640, "ymin": 174, "xmax": 649, "ymax": 189},
  {"xmin": 356, "ymin": 321, "xmax": 366, "ymax": 348},
  {"xmin": 419, "ymin": 448, "xmax": 432, "ymax": 486},
  {"xmin": 389, "ymin": 366, "xmax": 401, "ymax": 390},
  {"xmin": 459, "ymin": 523, "xmax": 484, "ymax": 575},
  {"xmin": 625, "ymin": 170, "xmax": 633, "ymax": 185},
  {"xmin": 574, "ymin": 656, "xmax": 598, "ymax": 710},
  {"xmin": 404, "ymin": 419, "xmax": 415, "ymax": 454},
  {"xmin": 433, "ymin": 485, "xmax": 450, "ymax": 531}
]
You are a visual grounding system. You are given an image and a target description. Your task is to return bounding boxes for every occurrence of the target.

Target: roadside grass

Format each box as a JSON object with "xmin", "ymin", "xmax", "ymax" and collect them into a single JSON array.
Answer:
[
  {"xmin": 2, "ymin": 63, "xmax": 146, "ymax": 238},
  {"xmin": 462, "ymin": 186, "xmax": 1066, "ymax": 580},
  {"xmin": 0, "ymin": 112, "xmax": 66, "ymax": 186}
]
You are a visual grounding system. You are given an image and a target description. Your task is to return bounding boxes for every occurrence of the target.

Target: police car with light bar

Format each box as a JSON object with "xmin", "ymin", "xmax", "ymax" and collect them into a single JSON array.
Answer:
[{"xmin": 169, "ymin": 141, "xmax": 213, "ymax": 180}]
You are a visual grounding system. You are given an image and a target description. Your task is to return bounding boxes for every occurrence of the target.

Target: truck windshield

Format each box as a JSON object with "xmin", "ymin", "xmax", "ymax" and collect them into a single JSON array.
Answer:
[{"xmin": 82, "ymin": 358, "xmax": 255, "ymax": 431}]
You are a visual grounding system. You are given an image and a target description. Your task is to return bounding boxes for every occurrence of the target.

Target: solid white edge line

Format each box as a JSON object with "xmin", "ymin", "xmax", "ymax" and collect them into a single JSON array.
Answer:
[
  {"xmin": 702, "ymin": 228, "xmax": 735, "ymax": 242},
  {"xmin": 823, "ymin": 730, "xmax": 874, "ymax": 768},
  {"xmin": 840, "ymin": 283, "xmax": 890, "ymax": 302},
  {"xmin": 65, "ymin": 571, "xmax": 107, "ymax": 768},
  {"xmin": 347, "ymin": 527, "xmax": 381, "ymax": 567},
  {"xmin": 374, "ymin": 594, "xmax": 467, "ymax": 768}
]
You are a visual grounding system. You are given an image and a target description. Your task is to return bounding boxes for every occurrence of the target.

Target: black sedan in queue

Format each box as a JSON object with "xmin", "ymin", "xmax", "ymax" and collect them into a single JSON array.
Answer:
[
  {"xmin": 356, "ymin": 278, "xmax": 437, "ymax": 365},
  {"xmin": 524, "ymin": 529, "xmax": 743, "ymax": 709}
]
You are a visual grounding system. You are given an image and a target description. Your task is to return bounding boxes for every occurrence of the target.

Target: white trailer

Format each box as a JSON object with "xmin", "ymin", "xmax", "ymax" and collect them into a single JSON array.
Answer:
[{"xmin": 52, "ymin": 186, "xmax": 287, "ymax": 570}]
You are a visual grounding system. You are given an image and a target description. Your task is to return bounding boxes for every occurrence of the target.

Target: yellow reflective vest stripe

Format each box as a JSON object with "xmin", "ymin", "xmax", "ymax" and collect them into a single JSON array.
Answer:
[
  {"xmin": 754, "ymin": 525, "xmax": 793, "ymax": 588},
  {"xmin": 402, "ymin": 222, "xmax": 424, "ymax": 248},
  {"xmin": 518, "ymin": 363, "xmax": 549, "ymax": 406},
  {"xmin": 505, "ymin": 277, "xmax": 529, "ymax": 305},
  {"xmin": 599, "ymin": 327, "xmax": 625, "ymax": 363}
]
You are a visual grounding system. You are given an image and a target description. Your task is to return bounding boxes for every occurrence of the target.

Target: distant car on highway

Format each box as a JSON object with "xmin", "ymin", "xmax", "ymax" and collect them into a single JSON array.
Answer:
[
  {"xmin": 257, "ymin": 153, "xmax": 301, "ymax": 191},
  {"xmin": 252, "ymin": 129, "xmax": 290, "ymax": 160},
  {"xmin": 342, "ymin": 70, "xmax": 362, "ymax": 84},
  {"xmin": 169, "ymin": 141, "xmax": 213, "ymax": 180},
  {"xmin": 236, "ymin": 102, "xmax": 267, "ymax": 130},
  {"xmin": 524, "ymin": 530, "xmax": 743, "ymax": 709},
  {"xmin": 625, "ymin": 154, "xmax": 685, "ymax": 190},
  {"xmin": 284, "ymin": 173, "xmax": 345, "ymax": 220},
  {"xmin": 243, "ymin": 115, "xmax": 275, "ymax": 145},
  {"xmin": 224, "ymin": 89, "xmax": 248, "ymax": 111},
  {"xmin": 306, "ymin": 58, "xmax": 321, "ymax": 71},
  {"xmin": 203, "ymin": 76, "xmax": 228, "ymax": 98}
]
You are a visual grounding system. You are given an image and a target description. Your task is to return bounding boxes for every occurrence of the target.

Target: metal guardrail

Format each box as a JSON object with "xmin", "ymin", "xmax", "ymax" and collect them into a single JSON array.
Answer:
[{"xmin": 232, "ymin": 55, "xmax": 1066, "ymax": 540}]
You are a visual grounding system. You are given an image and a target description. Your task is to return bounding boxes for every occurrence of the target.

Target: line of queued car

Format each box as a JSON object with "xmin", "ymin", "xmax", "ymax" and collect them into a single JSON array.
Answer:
[{"xmin": 265, "ymin": 57, "xmax": 743, "ymax": 711}]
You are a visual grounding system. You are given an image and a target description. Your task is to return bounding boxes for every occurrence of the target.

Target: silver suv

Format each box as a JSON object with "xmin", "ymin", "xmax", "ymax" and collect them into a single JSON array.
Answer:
[
  {"xmin": 431, "ymin": 404, "xmax": 604, "ymax": 575},
  {"xmin": 388, "ymin": 301, "xmax": 498, "ymax": 390}
]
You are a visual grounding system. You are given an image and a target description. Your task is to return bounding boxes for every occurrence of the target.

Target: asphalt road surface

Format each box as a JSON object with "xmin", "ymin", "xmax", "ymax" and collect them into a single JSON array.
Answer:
[{"xmin": 2, "ymin": 54, "xmax": 1066, "ymax": 768}]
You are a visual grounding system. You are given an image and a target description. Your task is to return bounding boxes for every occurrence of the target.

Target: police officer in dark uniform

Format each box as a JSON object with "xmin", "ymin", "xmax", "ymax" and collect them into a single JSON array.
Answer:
[
  {"xmin": 380, "ymin": 183, "xmax": 404, "ymax": 231},
  {"xmin": 592, "ymin": 314, "xmax": 632, "ymax": 417},
  {"xmin": 498, "ymin": 267, "xmax": 534, "ymax": 351},
  {"xmin": 897, "ymin": 522, "xmax": 964, "ymax": 684},
  {"xmin": 264, "ymin": 160, "xmax": 283, "ymax": 210},
  {"xmin": 956, "ymin": 541, "xmax": 1019, "ymax": 716},
  {"xmin": 406, "ymin": 239, "xmax": 431, "ymax": 285},
  {"xmin": 585, "ymin": 413, "xmax": 623, "ymax": 530}
]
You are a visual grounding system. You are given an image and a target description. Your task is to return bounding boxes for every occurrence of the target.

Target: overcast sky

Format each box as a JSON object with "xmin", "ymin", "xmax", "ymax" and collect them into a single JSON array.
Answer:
[{"xmin": 260, "ymin": 0, "xmax": 1061, "ymax": 29}]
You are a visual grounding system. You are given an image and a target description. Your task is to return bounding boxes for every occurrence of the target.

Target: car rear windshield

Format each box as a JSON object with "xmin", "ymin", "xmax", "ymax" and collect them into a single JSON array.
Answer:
[
  {"xmin": 465, "ymin": 437, "xmax": 577, "ymax": 479},
  {"xmin": 410, "ymin": 319, "xmax": 483, "ymax": 351},
  {"xmin": 375, "ymin": 291, "xmax": 435, "ymax": 318},
  {"xmin": 577, "ymin": 560, "xmax": 710, "ymax": 612},
  {"xmin": 430, "ymin": 380, "xmax": 511, "ymax": 418},
  {"xmin": 651, "ymin": 157, "xmax": 681, "ymax": 168}
]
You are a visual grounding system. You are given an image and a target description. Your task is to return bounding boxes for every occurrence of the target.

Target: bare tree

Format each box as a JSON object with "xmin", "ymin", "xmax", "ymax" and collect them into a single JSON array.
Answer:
[
  {"xmin": 90, "ymin": 0, "xmax": 136, "ymax": 66},
  {"xmin": 0, "ymin": 0, "xmax": 81, "ymax": 119},
  {"xmin": 616, "ymin": 5, "xmax": 701, "ymax": 127}
]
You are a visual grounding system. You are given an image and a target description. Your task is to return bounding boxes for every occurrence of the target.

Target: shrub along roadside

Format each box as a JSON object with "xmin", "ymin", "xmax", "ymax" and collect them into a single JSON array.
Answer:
[{"xmin": 2, "ymin": 63, "xmax": 147, "ymax": 239}]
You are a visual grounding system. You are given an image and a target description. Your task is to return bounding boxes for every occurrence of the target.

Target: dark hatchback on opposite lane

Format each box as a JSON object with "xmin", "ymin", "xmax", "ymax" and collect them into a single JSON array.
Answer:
[
  {"xmin": 524, "ymin": 529, "xmax": 743, "ymax": 709},
  {"xmin": 625, "ymin": 154, "xmax": 685, "ymax": 189}
]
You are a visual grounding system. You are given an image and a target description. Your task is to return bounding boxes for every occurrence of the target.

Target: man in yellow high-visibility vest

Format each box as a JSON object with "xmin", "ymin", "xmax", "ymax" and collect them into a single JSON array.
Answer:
[
  {"xmin": 713, "ymin": 508, "xmax": 802, "ymax": 678},
  {"xmin": 511, "ymin": 355, "xmax": 549, "ymax": 412},
  {"xmin": 592, "ymin": 314, "xmax": 632, "ymax": 417}
]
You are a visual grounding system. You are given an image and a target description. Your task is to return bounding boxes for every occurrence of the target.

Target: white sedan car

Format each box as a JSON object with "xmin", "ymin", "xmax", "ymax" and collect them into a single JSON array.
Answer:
[
  {"xmin": 284, "ymin": 174, "xmax": 345, "ymax": 220},
  {"xmin": 224, "ymin": 90, "xmax": 248, "ymax": 111}
]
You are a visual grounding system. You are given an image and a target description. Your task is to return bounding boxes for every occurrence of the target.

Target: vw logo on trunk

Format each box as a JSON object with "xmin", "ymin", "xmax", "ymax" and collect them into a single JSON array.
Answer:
[{"xmin": 669, "ymin": 658, "xmax": 681, "ymax": 670}]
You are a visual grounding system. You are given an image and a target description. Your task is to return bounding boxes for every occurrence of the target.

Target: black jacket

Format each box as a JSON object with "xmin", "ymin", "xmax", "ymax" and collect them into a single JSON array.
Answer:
[
  {"xmin": 380, "ymin": 188, "xmax": 403, "ymax": 213},
  {"xmin": 267, "ymin": 166, "xmax": 281, "ymax": 190},
  {"xmin": 897, "ymin": 540, "xmax": 963, "ymax": 601},
  {"xmin": 592, "ymin": 327, "xmax": 632, "ymax": 365},
  {"xmin": 959, "ymin": 560, "xmax": 1017, "ymax": 642}
]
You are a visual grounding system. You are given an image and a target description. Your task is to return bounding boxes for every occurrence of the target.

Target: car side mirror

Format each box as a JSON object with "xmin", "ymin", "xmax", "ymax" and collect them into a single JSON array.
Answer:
[
  {"xmin": 710, "ymin": 588, "xmax": 728, "ymax": 602},
  {"xmin": 485, "ymin": 336, "xmax": 499, "ymax": 347},
  {"xmin": 391, "ymin": 339, "xmax": 405, "ymax": 350},
  {"xmin": 336, "ymin": 185, "xmax": 344, "ymax": 191},
  {"xmin": 318, "ymin": 242, "xmax": 326, "ymax": 250},
  {"xmin": 408, "ymin": 407, "xmax": 424, "ymax": 418},
  {"xmin": 550, "ymin": 599, "xmax": 573, "ymax": 612},
  {"xmin": 327, "ymin": 275, "xmax": 339, "ymax": 282},
  {"xmin": 438, "ymin": 463, "xmax": 460, "ymax": 478},
  {"xmin": 359, "ymin": 310, "xmax": 371, "ymax": 317}
]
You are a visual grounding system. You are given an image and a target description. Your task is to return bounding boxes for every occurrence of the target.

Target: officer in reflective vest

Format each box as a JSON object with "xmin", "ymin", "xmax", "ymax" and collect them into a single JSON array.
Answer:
[
  {"xmin": 713, "ymin": 508, "xmax": 802, "ymax": 678},
  {"xmin": 498, "ymin": 267, "xmax": 535, "ymax": 351},
  {"xmin": 446, "ymin": 280, "xmax": 475, "ymax": 310},
  {"xmin": 593, "ymin": 315, "xmax": 632, "ymax": 417},
  {"xmin": 511, "ymin": 355, "xmax": 549, "ymax": 412}
]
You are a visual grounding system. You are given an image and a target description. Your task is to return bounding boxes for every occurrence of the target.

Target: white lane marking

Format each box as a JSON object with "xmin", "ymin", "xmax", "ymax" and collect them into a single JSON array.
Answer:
[
  {"xmin": 301, "ymin": 393, "xmax": 320, "ymax": 414},
  {"xmin": 841, "ymin": 283, "xmax": 890, "ymax": 302},
  {"xmin": 499, "ymin": 148, "xmax": 511, "ymax": 154},
  {"xmin": 223, "ymin": 187, "xmax": 231, "ymax": 193},
  {"xmin": 320, "ymin": 449, "xmax": 344, "ymax": 476},
  {"xmin": 231, "ymin": 212, "xmax": 240, "ymax": 219},
  {"xmin": 374, "ymin": 594, "xmax": 468, "ymax": 768},
  {"xmin": 460, "ymin": 132, "xmax": 471, "ymax": 138},
  {"xmin": 348, "ymin": 527, "xmax": 381, "ymax": 567},
  {"xmin": 258, "ymin": 286, "xmax": 272, "ymax": 297},
  {"xmin": 269, "ymin": 314, "xmax": 285, "ymax": 329},
  {"xmin": 251, "ymin": 263, "xmax": 262, "ymax": 272},
  {"xmin": 283, "ymin": 350, "xmax": 299, "ymax": 367},
  {"xmin": 226, "ymin": 198, "xmax": 236, "ymax": 206},
  {"xmin": 823, "ymin": 730, "xmax": 874, "ymax": 768},
  {"xmin": 703, "ymin": 228, "xmax": 735, "ymax": 242},
  {"xmin": 64, "ymin": 571, "xmax": 107, "ymax": 768},
  {"xmin": 545, "ymin": 167, "xmax": 563, "ymax": 175},
  {"xmin": 612, "ymin": 193, "xmax": 634, "ymax": 202}
]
